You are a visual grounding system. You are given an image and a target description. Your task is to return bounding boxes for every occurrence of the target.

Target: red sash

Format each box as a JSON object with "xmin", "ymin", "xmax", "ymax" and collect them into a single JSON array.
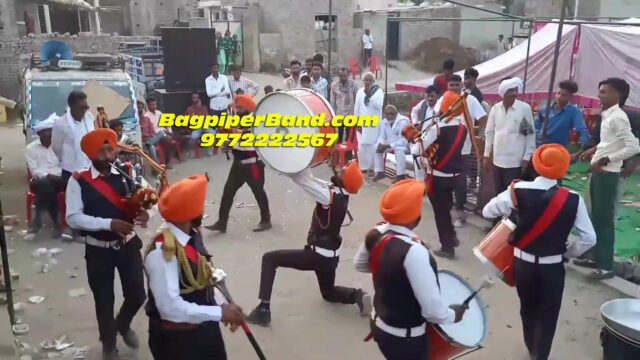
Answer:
[
  {"xmin": 425, "ymin": 123, "xmax": 466, "ymax": 194},
  {"xmin": 77, "ymin": 171, "xmax": 128, "ymax": 213},
  {"xmin": 363, "ymin": 233, "xmax": 395, "ymax": 342},
  {"xmin": 514, "ymin": 187, "xmax": 571, "ymax": 249}
]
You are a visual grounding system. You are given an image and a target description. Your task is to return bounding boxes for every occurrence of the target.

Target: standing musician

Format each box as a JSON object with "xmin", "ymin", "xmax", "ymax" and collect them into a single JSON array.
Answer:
[
  {"xmin": 353, "ymin": 179, "xmax": 466, "ymax": 360},
  {"xmin": 246, "ymin": 161, "xmax": 370, "ymax": 326},
  {"xmin": 65, "ymin": 129, "xmax": 147, "ymax": 360},
  {"xmin": 482, "ymin": 144, "xmax": 596, "ymax": 360},
  {"xmin": 205, "ymin": 94, "xmax": 272, "ymax": 233},
  {"xmin": 145, "ymin": 174, "xmax": 245, "ymax": 360},
  {"xmin": 403, "ymin": 91, "xmax": 468, "ymax": 259}
]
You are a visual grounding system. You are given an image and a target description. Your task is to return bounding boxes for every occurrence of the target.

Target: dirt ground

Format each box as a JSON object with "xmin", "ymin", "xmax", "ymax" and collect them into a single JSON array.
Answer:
[{"xmin": 0, "ymin": 71, "xmax": 625, "ymax": 360}]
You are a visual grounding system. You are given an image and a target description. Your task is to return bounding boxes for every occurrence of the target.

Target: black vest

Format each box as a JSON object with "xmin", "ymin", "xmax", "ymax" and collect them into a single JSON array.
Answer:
[
  {"xmin": 146, "ymin": 231, "xmax": 216, "ymax": 320},
  {"xmin": 369, "ymin": 230, "xmax": 439, "ymax": 328},
  {"xmin": 232, "ymin": 148, "xmax": 258, "ymax": 161},
  {"xmin": 76, "ymin": 170, "xmax": 134, "ymax": 241},
  {"xmin": 306, "ymin": 190, "xmax": 348, "ymax": 250},
  {"xmin": 432, "ymin": 123, "xmax": 467, "ymax": 175},
  {"xmin": 512, "ymin": 187, "xmax": 579, "ymax": 257}
]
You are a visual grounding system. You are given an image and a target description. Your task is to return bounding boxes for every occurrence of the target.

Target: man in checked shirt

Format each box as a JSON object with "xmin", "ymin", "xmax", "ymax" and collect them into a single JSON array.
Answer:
[{"xmin": 228, "ymin": 65, "xmax": 258, "ymax": 98}]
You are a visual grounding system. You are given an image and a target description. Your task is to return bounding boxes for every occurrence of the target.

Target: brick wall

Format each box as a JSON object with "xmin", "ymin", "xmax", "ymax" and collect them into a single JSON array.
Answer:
[{"xmin": 0, "ymin": 34, "xmax": 158, "ymax": 100}]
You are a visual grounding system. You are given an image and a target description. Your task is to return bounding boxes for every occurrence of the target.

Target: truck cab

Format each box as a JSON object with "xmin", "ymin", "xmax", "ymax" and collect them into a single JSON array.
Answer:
[{"xmin": 21, "ymin": 54, "xmax": 141, "ymax": 145}]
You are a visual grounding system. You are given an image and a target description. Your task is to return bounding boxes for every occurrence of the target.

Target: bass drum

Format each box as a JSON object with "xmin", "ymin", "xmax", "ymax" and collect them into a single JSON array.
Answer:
[{"xmin": 253, "ymin": 89, "xmax": 335, "ymax": 174}]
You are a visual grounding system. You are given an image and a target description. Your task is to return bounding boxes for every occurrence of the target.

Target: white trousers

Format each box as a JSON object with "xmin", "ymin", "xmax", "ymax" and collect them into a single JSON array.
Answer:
[
  {"xmin": 358, "ymin": 143, "xmax": 376, "ymax": 171},
  {"xmin": 374, "ymin": 147, "xmax": 407, "ymax": 175}
]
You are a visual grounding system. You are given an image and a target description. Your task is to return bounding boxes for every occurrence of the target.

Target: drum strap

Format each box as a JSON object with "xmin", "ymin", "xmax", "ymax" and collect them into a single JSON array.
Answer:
[
  {"xmin": 513, "ymin": 187, "xmax": 570, "ymax": 249},
  {"xmin": 76, "ymin": 170, "xmax": 128, "ymax": 213},
  {"xmin": 368, "ymin": 234, "xmax": 394, "ymax": 276},
  {"xmin": 423, "ymin": 123, "xmax": 466, "ymax": 195}
]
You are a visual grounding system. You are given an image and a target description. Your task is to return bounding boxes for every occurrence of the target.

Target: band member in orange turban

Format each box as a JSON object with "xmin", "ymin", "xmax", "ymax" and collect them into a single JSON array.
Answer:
[
  {"xmin": 246, "ymin": 159, "xmax": 370, "ymax": 327},
  {"xmin": 235, "ymin": 94, "xmax": 256, "ymax": 113},
  {"xmin": 146, "ymin": 172, "xmax": 245, "ymax": 360},
  {"xmin": 439, "ymin": 90, "xmax": 464, "ymax": 119},
  {"xmin": 532, "ymin": 143, "xmax": 570, "ymax": 180},
  {"xmin": 80, "ymin": 128, "xmax": 117, "ymax": 160},
  {"xmin": 379, "ymin": 179, "xmax": 426, "ymax": 225}
]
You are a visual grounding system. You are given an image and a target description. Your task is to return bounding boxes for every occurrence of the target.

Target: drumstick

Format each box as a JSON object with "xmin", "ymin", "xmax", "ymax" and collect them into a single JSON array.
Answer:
[{"xmin": 462, "ymin": 276, "xmax": 494, "ymax": 308}]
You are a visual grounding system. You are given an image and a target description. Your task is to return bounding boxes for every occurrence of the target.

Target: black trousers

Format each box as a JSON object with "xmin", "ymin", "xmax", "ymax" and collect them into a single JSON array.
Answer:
[
  {"xmin": 62, "ymin": 170, "xmax": 72, "ymax": 187},
  {"xmin": 148, "ymin": 320, "xmax": 226, "ymax": 360},
  {"xmin": 363, "ymin": 48, "xmax": 372, "ymax": 67},
  {"xmin": 374, "ymin": 327, "xmax": 428, "ymax": 360},
  {"xmin": 427, "ymin": 175, "xmax": 458, "ymax": 250},
  {"xmin": 85, "ymin": 237, "xmax": 146, "ymax": 347},
  {"xmin": 218, "ymin": 159, "xmax": 270, "ymax": 225},
  {"xmin": 493, "ymin": 166, "xmax": 522, "ymax": 195},
  {"xmin": 29, "ymin": 176, "xmax": 64, "ymax": 222},
  {"xmin": 258, "ymin": 246, "xmax": 358, "ymax": 304},
  {"xmin": 454, "ymin": 159, "xmax": 469, "ymax": 211},
  {"xmin": 514, "ymin": 257, "xmax": 565, "ymax": 360}
]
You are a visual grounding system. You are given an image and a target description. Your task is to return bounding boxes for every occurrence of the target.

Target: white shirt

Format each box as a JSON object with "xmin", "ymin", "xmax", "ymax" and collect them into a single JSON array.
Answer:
[
  {"xmin": 353, "ymin": 223, "xmax": 456, "ymax": 325},
  {"xmin": 362, "ymin": 34, "xmax": 373, "ymax": 50},
  {"xmin": 410, "ymin": 99, "xmax": 436, "ymax": 124},
  {"xmin": 354, "ymin": 87, "xmax": 384, "ymax": 144},
  {"xmin": 26, "ymin": 139, "xmax": 62, "ymax": 179},
  {"xmin": 434, "ymin": 94, "xmax": 486, "ymax": 155},
  {"xmin": 289, "ymin": 167, "xmax": 343, "ymax": 207},
  {"xmin": 482, "ymin": 176, "xmax": 596, "ymax": 258},
  {"xmin": 146, "ymin": 110, "xmax": 168, "ymax": 133},
  {"xmin": 228, "ymin": 76, "xmax": 259, "ymax": 97},
  {"xmin": 65, "ymin": 166, "xmax": 121, "ymax": 231},
  {"xmin": 484, "ymin": 100, "xmax": 536, "ymax": 168},
  {"xmin": 377, "ymin": 115, "xmax": 410, "ymax": 149},
  {"xmin": 411, "ymin": 115, "xmax": 467, "ymax": 177},
  {"xmin": 144, "ymin": 223, "xmax": 222, "ymax": 324},
  {"xmin": 591, "ymin": 104, "xmax": 640, "ymax": 173},
  {"xmin": 205, "ymin": 74, "xmax": 231, "ymax": 111},
  {"xmin": 51, "ymin": 112, "xmax": 95, "ymax": 173}
]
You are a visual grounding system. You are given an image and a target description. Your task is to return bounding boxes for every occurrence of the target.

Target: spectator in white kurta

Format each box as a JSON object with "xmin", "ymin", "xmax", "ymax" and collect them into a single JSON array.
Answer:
[
  {"xmin": 411, "ymin": 85, "xmax": 439, "ymax": 125},
  {"xmin": 354, "ymin": 72, "xmax": 384, "ymax": 175},
  {"xmin": 373, "ymin": 105, "xmax": 411, "ymax": 182},
  {"xmin": 26, "ymin": 117, "xmax": 63, "ymax": 238},
  {"xmin": 362, "ymin": 29, "xmax": 373, "ymax": 67}
]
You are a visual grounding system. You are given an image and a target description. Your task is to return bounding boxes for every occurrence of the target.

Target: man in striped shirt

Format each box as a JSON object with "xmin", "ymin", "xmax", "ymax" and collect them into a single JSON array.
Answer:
[{"xmin": 228, "ymin": 65, "xmax": 258, "ymax": 98}]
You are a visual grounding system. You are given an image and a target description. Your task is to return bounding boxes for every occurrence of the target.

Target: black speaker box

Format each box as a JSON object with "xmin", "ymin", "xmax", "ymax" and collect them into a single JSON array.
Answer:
[
  {"xmin": 162, "ymin": 27, "xmax": 217, "ymax": 91},
  {"xmin": 151, "ymin": 89, "xmax": 209, "ymax": 115}
]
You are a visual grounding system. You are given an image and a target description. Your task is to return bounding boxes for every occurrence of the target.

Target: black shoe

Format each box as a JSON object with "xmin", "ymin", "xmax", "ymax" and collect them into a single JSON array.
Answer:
[
  {"xmin": 355, "ymin": 289, "xmax": 372, "ymax": 317},
  {"xmin": 433, "ymin": 248, "xmax": 455, "ymax": 259},
  {"xmin": 102, "ymin": 344, "xmax": 118, "ymax": 360},
  {"xmin": 119, "ymin": 329, "xmax": 139, "ymax": 349},
  {"xmin": 247, "ymin": 305, "xmax": 271, "ymax": 327},
  {"xmin": 372, "ymin": 172, "xmax": 386, "ymax": 182},
  {"xmin": 205, "ymin": 221, "xmax": 227, "ymax": 233},
  {"xmin": 253, "ymin": 221, "xmax": 272, "ymax": 232},
  {"xmin": 51, "ymin": 224, "xmax": 62, "ymax": 239},
  {"xmin": 27, "ymin": 219, "xmax": 42, "ymax": 234}
]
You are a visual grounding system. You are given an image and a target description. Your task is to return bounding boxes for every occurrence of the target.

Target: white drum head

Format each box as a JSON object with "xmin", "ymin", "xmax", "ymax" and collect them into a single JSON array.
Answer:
[
  {"xmin": 437, "ymin": 270, "xmax": 487, "ymax": 347},
  {"xmin": 253, "ymin": 92, "xmax": 320, "ymax": 174}
]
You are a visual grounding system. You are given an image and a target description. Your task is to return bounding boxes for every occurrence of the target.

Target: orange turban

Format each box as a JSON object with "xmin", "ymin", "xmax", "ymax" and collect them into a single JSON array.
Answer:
[
  {"xmin": 342, "ymin": 160, "xmax": 363, "ymax": 194},
  {"xmin": 80, "ymin": 128, "xmax": 117, "ymax": 159},
  {"xmin": 235, "ymin": 94, "xmax": 256, "ymax": 112},
  {"xmin": 440, "ymin": 91, "xmax": 463, "ymax": 118},
  {"xmin": 380, "ymin": 179, "xmax": 426, "ymax": 224},
  {"xmin": 159, "ymin": 174, "xmax": 209, "ymax": 222},
  {"xmin": 532, "ymin": 143, "xmax": 570, "ymax": 180}
]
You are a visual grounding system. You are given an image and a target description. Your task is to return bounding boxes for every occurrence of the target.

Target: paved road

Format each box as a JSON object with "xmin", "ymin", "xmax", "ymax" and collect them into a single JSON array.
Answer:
[{"xmin": 0, "ymin": 123, "xmax": 622, "ymax": 360}]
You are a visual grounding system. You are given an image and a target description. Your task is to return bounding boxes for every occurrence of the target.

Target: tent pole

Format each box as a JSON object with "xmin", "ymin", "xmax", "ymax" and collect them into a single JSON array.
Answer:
[
  {"xmin": 384, "ymin": 16, "xmax": 389, "ymax": 106},
  {"xmin": 522, "ymin": 21, "xmax": 534, "ymax": 97},
  {"xmin": 542, "ymin": 0, "xmax": 569, "ymax": 143}
]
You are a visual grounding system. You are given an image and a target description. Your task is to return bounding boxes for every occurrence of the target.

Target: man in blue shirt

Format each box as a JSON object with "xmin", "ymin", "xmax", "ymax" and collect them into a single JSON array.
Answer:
[{"xmin": 535, "ymin": 80, "xmax": 590, "ymax": 148}]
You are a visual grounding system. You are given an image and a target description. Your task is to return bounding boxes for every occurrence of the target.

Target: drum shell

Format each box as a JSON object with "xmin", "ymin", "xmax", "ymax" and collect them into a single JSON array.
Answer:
[
  {"xmin": 252, "ymin": 89, "xmax": 336, "ymax": 174},
  {"xmin": 473, "ymin": 218, "xmax": 516, "ymax": 287},
  {"xmin": 601, "ymin": 326, "xmax": 640, "ymax": 360},
  {"xmin": 427, "ymin": 324, "xmax": 466, "ymax": 360}
]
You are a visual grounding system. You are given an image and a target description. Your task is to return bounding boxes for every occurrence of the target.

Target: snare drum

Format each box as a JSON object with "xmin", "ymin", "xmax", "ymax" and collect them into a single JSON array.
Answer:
[
  {"xmin": 253, "ymin": 89, "xmax": 335, "ymax": 174},
  {"xmin": 473, "ymin": 218, "xmax": 516, "ymax": 287},
  {"xmin": 427, "ymin": 270, "xmax": 487, "ymax": 360}
]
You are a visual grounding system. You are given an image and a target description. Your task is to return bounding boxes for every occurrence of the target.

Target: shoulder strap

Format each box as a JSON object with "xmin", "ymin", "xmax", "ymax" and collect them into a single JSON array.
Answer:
[
  {"xmin": 515, "ymin": 187, "xmax": 571, "ymax": 249},
  {"xmin": 76, "ymin": 171, "xmax": 128, "ymax": 213},
  {"xmin": 369, "ymin": 233, "xmax": 395, "ymax": 277}
]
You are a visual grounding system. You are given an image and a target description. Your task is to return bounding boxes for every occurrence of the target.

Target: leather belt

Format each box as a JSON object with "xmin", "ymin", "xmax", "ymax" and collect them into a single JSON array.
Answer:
[
  {"xmin": 240, "ymin": 157, "xmax": 257, "ymax": 164},
  {"xmin": 152, "ymin": 319, "xmax": 199, "ymax": 331},
  {"xmin": 310, "ymin": 245, "xmax": 340, "ymax": 258},
  {"xmin": 374, "ymin": 317, "xmax": 426, "ymax": 338},
  {"xmin": 85, "ymin": 233, "xmax": 136, "ymax": 249},
  {"xmin": 514, "ymin": 248, "xmax": 563, "ymax": 264}
]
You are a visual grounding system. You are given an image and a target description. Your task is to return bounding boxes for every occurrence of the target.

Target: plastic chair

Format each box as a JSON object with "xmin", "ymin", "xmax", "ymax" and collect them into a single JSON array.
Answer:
[
  {"xmin": 347, "ymin": 56, "xmax": 362, "ymax": 80},
  {"xmin": 368, "ymin": 55, "xmax": 382, "ymax": 79},
  {"xmin": 155, "ymin": 139, "xmax": 183, "ymax": 164},
  {"xmin": 332, "ymin": 127, "xmax": 359, "ymax": 168},
  {"xmin": 26, "ymin": 169, "xmax": 67, "ymax": 228}
]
